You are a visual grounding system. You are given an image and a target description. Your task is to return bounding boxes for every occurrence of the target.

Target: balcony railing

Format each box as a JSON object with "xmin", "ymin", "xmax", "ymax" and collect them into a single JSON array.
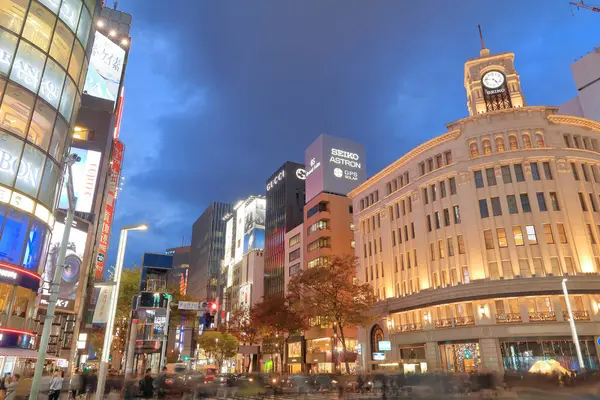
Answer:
[
  {"xmin": 562, "ymin": 310, "xmax": 590, "ymax": 321},
  {"xmin": 496, "ymin": 313, "xmax": 522, "ymax": 324},
  {"xmin": 435, "ymin": 318, "xmax": 453, "ymax": 328},
  {"xmin": 454, "ymin": 316, "xmax": 475, "ymax": 326},
  {"xmin": 396, "ymin": 323, "xmax": 422, "ymax": 333},
  {"xmin": 528, "ymin": 311, "xmax": 556, "ymax": 322}
]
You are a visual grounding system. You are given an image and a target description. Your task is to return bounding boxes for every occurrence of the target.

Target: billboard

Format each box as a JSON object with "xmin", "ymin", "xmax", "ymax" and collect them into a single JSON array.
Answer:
[
  {"xmin": 305, "ymin": 134, "xmax": 366, "ymax": 202},
  {"xmin": 58, "ymin": 148, "xmax": 101, "ymax": 213},
  {"xmin": 41, "ymin": 220, "xmax": 88, "ymax": 311},
  {"xmin": 242, "ymin": 198, "xmax": 265, "ymax": 253},
  {"xmin": 83, "ymin": 31, "xmax": 126, "ymax": 102},
  {"xmin": 94, "ymin": 139, "xmax": 124, "ymax": 280}
]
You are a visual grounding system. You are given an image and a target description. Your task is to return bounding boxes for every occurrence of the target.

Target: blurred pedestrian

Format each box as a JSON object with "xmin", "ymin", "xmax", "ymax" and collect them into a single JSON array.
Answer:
[
  {"xmin": 139, "ymin": 368, "xmax": 153, "ymax": 398},
  {"xmin": 4, "ymin": 374, "xmax": 19, "ymax": 400},
  {"xmin": 153, "ymin": 367, "xmax": 168, "ymax": 398},
  {"xmin": 70, "ymin": 368, "xmax": 83, "ymax": 399},
  {"xmin": 48, "ymin": 370, "xmax": 64, "ymax": 400}
]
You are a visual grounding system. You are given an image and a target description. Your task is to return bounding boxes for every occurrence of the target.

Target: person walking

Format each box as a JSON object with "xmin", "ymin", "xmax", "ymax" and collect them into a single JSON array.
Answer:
[
  {"xmin": 70, "ymin": 368, "xmax": 83, "ymax": 399},
  {"xmin": 139, "ymin": 369, "xmax": 154, "ymax": 398},
  {"xmin": 48, "ymin": 371, "xmax": 64, "ymax": 400},
  {"xmin": 153, "ymin": 367, "xmax": 168, "ymax": 398},
  {"xmin": 4, "ymin": 374, "xmax": 19, "ymax": 400}
]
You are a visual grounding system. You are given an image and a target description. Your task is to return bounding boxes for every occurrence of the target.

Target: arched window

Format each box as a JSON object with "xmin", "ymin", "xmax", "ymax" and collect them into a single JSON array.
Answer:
[
  {"xmin": 523, "ymin": 134, "xmax": 532, "ymax": 149},
  {"xmin": 470, "ymin": 142, "xmax": 479, "ymax": 158},
  {"xmin": 370, "ymin": 324, "xmax": 385, "ymax": 356},
  {"xmin": 535, "ymin": 133, "xmax": 545, "ymax": 147},
  {"xmin": 509, "ymin": 135, "xmax": 519, "ymax": 150},
  {"xmin": 495, "ymin": 136, "xmax": 505, "ymax": 152},
  {"xmin": 483, "ymin": 139, "xmax": 492, "ymax": 155}
]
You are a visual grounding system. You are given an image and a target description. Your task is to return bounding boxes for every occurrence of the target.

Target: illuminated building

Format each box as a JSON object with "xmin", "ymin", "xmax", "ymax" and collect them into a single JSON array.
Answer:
[
  {"xmin": 351, "ymin": 45, "xmax": 600, "ymax": 373},
  {"xmin": 188, "ymin": 201, "xmax": 232, "ymax": 302},
  {"xmin": 0, "ymin": 0, "xmax": 100, "ymax": 372},
  {"xmin": 264, "ymin": 162, "xmax": 305, "ymax": 298},
  {"xmin": 560, "ymin": 46, "xmax": 600, "ymax": 122},
  {"xmin": 165, "ymin": 245, "xmax": 191, "ymax": 295}
]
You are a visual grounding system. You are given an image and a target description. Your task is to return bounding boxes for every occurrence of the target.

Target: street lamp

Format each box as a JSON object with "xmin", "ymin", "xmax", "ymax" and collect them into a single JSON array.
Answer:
[
  {"xmin": 562, "ymin": 278, "xmax": 585, "ymax": 371},
  {"xmin": 96, "ymin": 224, "xmax": 147, "ymax": 400}
]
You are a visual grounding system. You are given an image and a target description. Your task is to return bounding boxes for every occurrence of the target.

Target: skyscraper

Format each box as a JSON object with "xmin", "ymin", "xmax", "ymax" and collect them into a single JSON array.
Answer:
[
  {"xmin": 264, "ymin": 162, "xmax": 305, "ymax": 297},
  {"xmin": 189, "ymin": 202, "xmax": 232, "ymax": 301}
]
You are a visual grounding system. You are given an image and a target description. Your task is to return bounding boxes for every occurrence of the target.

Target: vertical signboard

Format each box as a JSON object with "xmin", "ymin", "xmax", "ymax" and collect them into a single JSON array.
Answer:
[
  {"xmin": 94, "ymin": 139, "xmax": 125, "ymax": 279},
  {"xmin": 83, "ymin": 31, "xmax": 126, "ymax": 103},
  {"xmin": 92, "ymin": 286, "xmax": 113, "ymax": 323}
]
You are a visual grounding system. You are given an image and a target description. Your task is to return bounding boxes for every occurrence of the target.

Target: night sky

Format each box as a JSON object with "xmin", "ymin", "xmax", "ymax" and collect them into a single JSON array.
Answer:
[{"xmin": 106, "ymin": 0, "xmax": 600, "ymax": 270}]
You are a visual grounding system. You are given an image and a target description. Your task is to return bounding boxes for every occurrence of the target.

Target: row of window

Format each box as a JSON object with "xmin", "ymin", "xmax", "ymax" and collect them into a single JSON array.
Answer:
[
  {"xmin": 422, "ymin": 176, "xmax": 457, "ymax": 204},
  {"xmin": 577, "ymin": 192, "xmax": 600, "ymax": 213},
  {"xmin": 482, "ymin": 223, "xmax": 568, "ymax": 250},
  {"xmin": 469, "ymin": 132, "xmax": 545, "ymax": 158},
  {"xmin": 365, "ymin": 248, "xmax": 420, "ymax": 282},
  {"xmin": 418, "ymin": 150, "xmax": 453, "ymax": 176},
  {"xmin": 307, "ymin": 237, "xmax": 329, "ymax": 252},
  {"xmin": 385, "ymin": 171, "xmax": 410, "ymax": 197},
  {"xmin": 392, "ymin": 223, "xmax": 415, "ymax": 246},
  {"xmin": 426, "ymin": 206, "xmax": 461, "ymax": 231},
  {"xmin": 306, "ymin": 219, "xmax": 328, "ymax": 236},
  {"xmin": 307, "ymin": 256, "xmax": 329, "ymax": 269},
  {"xmin": 564, "ymin": 133, "xmax": 599, "ymax": 152},
  {"xmin": 571, "ymin": 162, "xmax": 600, "ymax": 183},
  {"xmin": 288, "ymin": 233, "xmax": 300, "ymax": 247},
  {"xmin": 289, "ymin": 263, "xmax": 300, "ymax": 277},
  {"xmin": 429, "ymin": 235, "xmax": 466, "ymax": 261},
  {"xmin": 362, "ymin": 212, "xmax": 381, "ymax": 234},
  {"xmin": 306, "ymin": 201, "xmax": 327, "ymax": 218},
  {"xmin": 364, "ymin": 237, "xmax": 382, "ymax": 258},
  {"xmin": 479, "ymin": 191, "xmax": 560, "ymax": 218},
  {"xmin": 359, "ymin": 190, "xmax": 380, "ymax": 211},
  {"xmin": 474, "ymin": 162, "xmax": 553, "ymax": 189},
  {"xmin": 388, "ymin": 195, "xmax": 413, "ymax": 222}
]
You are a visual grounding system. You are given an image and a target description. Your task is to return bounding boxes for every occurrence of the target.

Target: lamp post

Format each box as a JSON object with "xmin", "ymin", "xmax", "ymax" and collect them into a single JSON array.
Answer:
[
  {"xmin": 30, "ymin": 154, "xmax": 79, "ymax": 400},
  {"xmin": 562, "ymin": 278, "xmax": 586, "ymax": 371},
  {"xmin": 96, "ymin": 224, "xmax": 147, "ymax": 400}
]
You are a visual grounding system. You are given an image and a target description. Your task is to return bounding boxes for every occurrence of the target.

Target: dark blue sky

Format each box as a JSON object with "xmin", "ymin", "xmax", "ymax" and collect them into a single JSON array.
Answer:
[{"xmin": 106, "ymin": 0, "xmax": 600, "ymax": 269}]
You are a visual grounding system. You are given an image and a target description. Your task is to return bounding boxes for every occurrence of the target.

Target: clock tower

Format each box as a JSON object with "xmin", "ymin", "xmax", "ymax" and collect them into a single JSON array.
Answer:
[{"xmin": 464, "ymin": 28, "xmax": 525, "ymax": 116}]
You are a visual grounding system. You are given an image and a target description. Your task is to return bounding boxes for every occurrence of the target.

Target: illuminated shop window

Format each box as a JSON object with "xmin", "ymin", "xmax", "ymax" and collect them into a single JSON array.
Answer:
[
  {"xmin": 37, "ymin": 157, "xmax": 59, "ymax": 208},
  {"xmin": 39, "ymin": 0, "xmax": 61, "ymax": 13},
  {"xmin": 14, "ymin": 144, "xmax": 44, "ymax": 198},
  {"xmin": 12, "ymin": 285, "xmax": 32, "ymax": 316},
  {"xmin": 0, "ymin": 30, "xmax": 18, "ymax": 77},
  {"xmin": 10, "ymin": 41, "xmax": 45, "ymax": 93},
  {"xmin": 59, "ymin": 0, "xmax": 83, "ymax": 33},
  {"xmin": 58, "ymin": 76, "xmax": 76, "ymax": 121},
  {"xmin": 22, "ymin": 2, "xmax": 56, "ymax": 52},
  {"xmin": 50, "ymin": 21, "xmax": 75, "ymax": 69},
  {"xmin": 0, "ymin": 0, "xmax": 28, "ymax": 34},
  {"xmin": 48, "ymin": 114, "xmax": 67, "ymax": 161},
  {"xmin": 22, "ymin": 218, "xmax": 47, "ymax": 271},
  {"xmin": 0, "ymin": 83, "xmax": 35, "ymax": 138},
  {"xmin": 28, "ymin": 99, "xmax": 56, "ymax": 151},
  {"xmin": 68, "ymin": 41, "xmax": 84, "ymax": 83},
  {"xmin": 76, "ymin": 8, "xmax": 91, "ymax": 48},
  {"xmin": 0, "ymin": 131, "xmax": 25, "ymax": 187},
  {"xmin": 40, "ymin": 58, "xmax": 66, "ymax": 108},
  {"xmin": 0, "ymin": 207, "xmax": 30, "ymax": 264}
]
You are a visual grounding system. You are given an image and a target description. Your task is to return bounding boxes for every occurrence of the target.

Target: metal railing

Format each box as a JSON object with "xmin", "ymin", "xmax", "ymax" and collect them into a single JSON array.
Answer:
[
  {"xmin": 528, "ymin": 311, "xmax": 556, "ymax": 322},
  {"xmin": 563, "ymin": 310, "xmax": 590, "ymax": 321},
  {"xmin": 454, "ymin": 316, "xmax": 475, "ymax": 326},
  {"xmin": 495, "ymin": 313, "xmax": 522, "ymax": 323},
  {"xmin": 435, "ymin": 318, "xmax": 453, "ymax": 328},
  {"xmin": 396, "ymin": 323, "xmax": 423, "ymax": 332}
]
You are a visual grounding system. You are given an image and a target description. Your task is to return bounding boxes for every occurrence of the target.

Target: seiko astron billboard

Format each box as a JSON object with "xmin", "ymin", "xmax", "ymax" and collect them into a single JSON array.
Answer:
[{"xmin": 305, "ymin": 134, "xmax": 366, "ymax": 202}]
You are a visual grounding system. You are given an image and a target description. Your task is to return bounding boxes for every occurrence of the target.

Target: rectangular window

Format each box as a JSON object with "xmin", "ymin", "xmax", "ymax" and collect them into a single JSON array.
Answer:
[
  {"xmin": 520, "ymin": 193, "xmax": 531, "ymax": 213},
  {"xmin": 572, "ymin": 163, "xmax": 580, "ymax": 181},
  {"xmin": 593, "ymin": 166, "xmax": 600, "ymax": 183},
  {"xmin": 440, "ymin": 181, "xmax": 447, "ymax": 198},
  {"xmin": 462, "ymin": 266, "xmax": 470, "ymax": 283},
  {"xmin": 288, "ymin": 233, "xmax": 301, "ymax": 247},
  {"xmin": 484, "ymin": 229, "xmax": 494, "ymax": 250},
  {"xmin": 590, "ymin": 193, "xmax": 598, "ymax": 212},
  {"xmin": 474, "ymin": 170, "xmax": 484, "ymax": 188},
  {"xmin": 497, "ymin": 228, "xmax": 508, "ymax": 248},
  {"xmin": 438, "ymin": 240, "xmax": 445, "ymax": 258},
  {"xmin": 394, "ymin": 256, "xmax": 398, "ymax": 272},
  {"xmin": 507, "ymin": 195, "xmax": 518, "ymax": 214},
  {"xmin": 413, "ymin": 249, "xmax": 417, "ymax": 266},
  {"xmin": 419, "ymin": 162, "xmax": 425, "ymax": 176},
  {"xmin": 398, "ymin": 228, "xmax": 403, "ymax": 244},
  {"xmin": 501, "ymin": 165, "xmax": 512, "ymax": 183},
  {"xmin": 435, "ymin": 211, "xmax": 441, "ymax": 229},
  {"xmin": 536, "ymin": 192, "xmax": 547, "ymax": 212},
  {"xmin": 307, "ymin": 201, "xmax": 328, "ymax": 218},
  {"xmin": 588, "ymin": 224, "xmax": 597, "ymax": 244},
  {"xmin": 557, "ymin": 223, "xmax": 567, "ymax": 244},
  {"xmin": 307, "ymin": 219, "xmax": 329, "ymax": 235},
  {"xmin": 389, "ymin": 206, "xmax": 394, "ymax": 221},
  {"xmin": 531, "ymin": 162, "xmax": 541, "ymax": 180},
  {"xmin": 514, "ymin": 164, "xmax": 525, "ymax": 182},
  {"xmin": 289, "ymin": 248, "xmax": 301, "ymax": 262},
  {"xmin": 479, "ymin": 199, "xmax": 489, "ymax": 218},
  {"xmin": 400, "ymin": 201, "xmax": 405, "ymax": 216},
  {"xmin": 449, "ymin": 177, "xmax": 457, "ymax": 195},
  {"xmin": 543, "ymin": 162, "xmax": 553, "ymax": 180},
  {"xmin": 564, "ymin": 134, "xmax": 572, "ymax": 148},
  {"xmin": 486, "ymin": 167, "xmax": 497, "ymax": 186},
  {"xmin": 458, "ymin": 235, "xmax": 465, "ymax": 254},
  {"xmin": 430, "ymin": 184, "xmax": 437, "ymax": 201},
  {"xmin": 579, "ymin": 192, "xmax": 588, "ymax": 211},
  {"xmin": 404, "ymin": 225, "xmax": 409, "ymax": 241},
  {"xmin": 408, "ymin": 197, "xmax": 412, "ymax": 212},
  {"xmin": 582, "ymin": 164, "xmax": 590, "ymax": 182},
  {"xmin": 427, "ymin": 158, "xmax": 433, "ymax": 172},
  {"xmin": 526, "ymin": 225, "xmax": 538, "ymax": 244},
  {"xmin": 430, "ymin": 242, "xmax": 435, "ymax": 261},
  {"xmin": 411, "ymin": 222, "xmax": 415, "ymax": 239},
  {"xmin": 445, "ymin": 151, "xmax": 452, "ymax": 165},
  {"xmin": 453, "ymin": 205, "xmax": 461, "ymax": 223},
  {"xmin": 392, "ymin": 230, "xmax": 396, "ymax": 246},
  {"xmin": 491, "ymin": 197, "xmax": 502, "ymax": 216},
  {"xmin": 513, "ymin": 226, "xmax": 524, "ymax": 246},
  {"xmin": 447, "ymin": 238, "xmax": 454, "ymax": 256},
  {"xmin": 422, "ymin": 188, "xmax": 429, "ymax": 205},
  {"xmin": 435, "ymin": 154, "xmax": 443, "ymax": 168},
  {"xmin": 427, "ymin": 215, "xmax": 432, "ymax": 232},
  {"xmin": 549, "ymin": 192, "xmax": 560, "ymax": 211},
  {"xmin": 543, "ymin": 224, "xmax": 554, "ymax": 244},
  {"xmin": 443, "ymin": 208, "xmax": 450, "ymax": 226},
  {"xmin": 363, "ymin": 244, "xmax": 367, "ymax": 258}
]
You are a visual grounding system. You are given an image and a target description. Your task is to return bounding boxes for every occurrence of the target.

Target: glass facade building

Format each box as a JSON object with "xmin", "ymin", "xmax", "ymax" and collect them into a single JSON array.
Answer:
[{"xmin": 0, "ymin": 0, "xmax": 97, "ymax": 366}]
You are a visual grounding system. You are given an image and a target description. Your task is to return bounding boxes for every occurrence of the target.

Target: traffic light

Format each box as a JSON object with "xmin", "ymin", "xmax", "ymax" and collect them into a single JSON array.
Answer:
[
  {"xmin": 211, "ymin": 302, "xmax": 217, "ymax": 310},
  {"xmin": 183, "ymin": 356, "xmax": 190, "ymax": 361}
]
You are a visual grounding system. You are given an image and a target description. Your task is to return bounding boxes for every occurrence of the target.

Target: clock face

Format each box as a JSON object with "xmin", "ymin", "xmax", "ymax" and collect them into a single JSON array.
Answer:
[{"xmin": 482, "ymin": 71, "xmax": 505, "ymax": 89}]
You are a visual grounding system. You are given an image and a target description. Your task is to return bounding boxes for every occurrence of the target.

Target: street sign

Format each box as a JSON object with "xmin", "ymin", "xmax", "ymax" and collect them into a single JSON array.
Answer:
[{"xmin": 178, "ymin": 301, "xmax": 200, "ymax": 310}]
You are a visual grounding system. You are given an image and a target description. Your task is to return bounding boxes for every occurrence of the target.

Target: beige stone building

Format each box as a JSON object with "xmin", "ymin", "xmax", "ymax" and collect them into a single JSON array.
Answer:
[{"xmin": 349, "ymin": 45, "xmax": 600, "ymax": 374}]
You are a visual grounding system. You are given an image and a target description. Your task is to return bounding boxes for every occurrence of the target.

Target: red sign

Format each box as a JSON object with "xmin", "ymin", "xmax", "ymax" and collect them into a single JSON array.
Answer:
[
  {"xmin": 113, "ymin": 87, "xmax": 125, "ymax": 139},
  {"xmin": 94, "ymin": 139, "xmax": 125, "ymax": 279}
]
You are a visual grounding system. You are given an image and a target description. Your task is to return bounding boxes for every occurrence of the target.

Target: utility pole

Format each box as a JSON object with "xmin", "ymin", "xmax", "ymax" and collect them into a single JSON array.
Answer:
[{"xmin": 30, "ymin": 154, "xmax": 80, "ymax": 400}]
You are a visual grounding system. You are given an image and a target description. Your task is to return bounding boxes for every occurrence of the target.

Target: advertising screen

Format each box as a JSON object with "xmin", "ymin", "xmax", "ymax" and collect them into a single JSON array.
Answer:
[
  {"xmin": 305, "ymin": 134, "xmax": 366, "ymax": 202},
  {"xmin": 58, "ymin": 148, "xmax": 101, "ymax": 213},
  {"xmin": 242, "ymin": 198, "xmax": 265, "ymax": 252},
  {"xmin": 378, "ymin": 340, "xmax": 392, "ymax": 351},
  {"xmin": 41, "ymin": 220, "xmax": 88, "ymax": 311},
  {"xmin": 83, "ymin": 31, "xmax": 126, "ymax": 102}
]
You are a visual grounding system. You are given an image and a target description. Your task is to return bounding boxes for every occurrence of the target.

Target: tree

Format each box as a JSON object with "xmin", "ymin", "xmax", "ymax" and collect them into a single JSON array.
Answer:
[
  {"xmin": 287, "ymin": 254, "xmax": 378, "ymax": 373},
  {"xmin": 226, "ymin": 304, "xmax": 259, "ymax": 372},
  {"xmin": 251, "ymin": 296, "xmax": 306, "ymax": 373},
  {"xmin": 196, "ymin": 331, "xmax": 238, "ymax": 371},
  {"xmin": 107, "ymin": 267, "xmax": 141, "ymax": 356}
]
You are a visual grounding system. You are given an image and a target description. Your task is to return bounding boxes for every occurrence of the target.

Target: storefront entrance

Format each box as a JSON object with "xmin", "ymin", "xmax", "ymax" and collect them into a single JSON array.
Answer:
[{"xmin": 440, "ymin": 342, "xmax": 480, "ymax": 373}]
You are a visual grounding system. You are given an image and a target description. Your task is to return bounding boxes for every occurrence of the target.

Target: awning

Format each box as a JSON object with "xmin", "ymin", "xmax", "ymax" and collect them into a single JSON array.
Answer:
[{"xmin": 0, "ymin": 348, "xmax": 60, "ymax": 360}]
